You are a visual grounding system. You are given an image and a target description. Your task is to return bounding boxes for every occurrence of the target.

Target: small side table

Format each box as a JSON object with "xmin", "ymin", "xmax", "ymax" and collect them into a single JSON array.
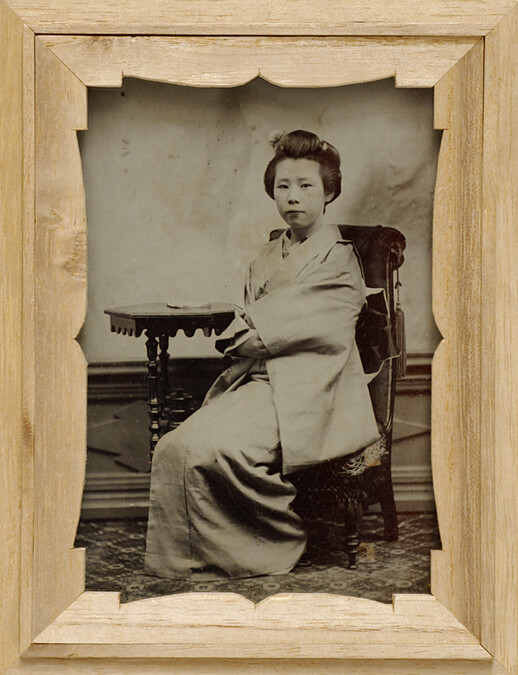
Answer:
[{"xmin": 104, "ymin": 303, "xmax": 235, "ymax": 467}]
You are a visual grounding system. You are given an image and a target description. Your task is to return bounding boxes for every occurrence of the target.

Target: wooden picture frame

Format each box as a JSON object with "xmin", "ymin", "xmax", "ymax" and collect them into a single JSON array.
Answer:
[{"xmin": 1, "ymin": 2, "xmax": 517, "ymax": 673}]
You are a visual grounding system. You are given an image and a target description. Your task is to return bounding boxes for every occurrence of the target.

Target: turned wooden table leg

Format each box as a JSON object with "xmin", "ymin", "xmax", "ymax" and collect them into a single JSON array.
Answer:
[
  {"xmin": 158, "ymin": 333, "xmax": 172, "ymax": 429},
  {"xmin": 145, "ymin": 331, "xmax": 160, "ymax": 467}
]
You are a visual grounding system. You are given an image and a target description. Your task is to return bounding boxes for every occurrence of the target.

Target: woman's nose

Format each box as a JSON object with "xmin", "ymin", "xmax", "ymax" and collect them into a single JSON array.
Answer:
[{"xmin": 287, "ymin": 187, "xmax": 300, "ymax": 203}]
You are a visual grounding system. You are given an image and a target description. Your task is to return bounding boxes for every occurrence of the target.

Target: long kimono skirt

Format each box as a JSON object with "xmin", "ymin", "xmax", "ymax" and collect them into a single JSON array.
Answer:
[{"xmin": 144, "ymin": 374, "xmax": 307, "ymax": 580}]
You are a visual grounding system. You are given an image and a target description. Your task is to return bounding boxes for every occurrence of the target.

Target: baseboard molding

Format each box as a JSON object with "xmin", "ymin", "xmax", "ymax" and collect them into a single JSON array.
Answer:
[
  {"xmin": 395, "ymin": 353, "xmax": 432, "ymax": 395},
  {"xmin": 369, "ymin": 464, "xmax": 435, "ymax": 513},
  {"xmin": 87, "ymin": 353, "xmax": 432, "ymax": 402},
  {"xmin": 80, "ymin": 464, "xmax": 435, "ymax": 520},
  {"xmin": 81, "ymin": 473, "xmax": 151, "ymax": 519},
  {"xmin": 87, "ymin": 358, "xmax": 225, "ymax": 403}
]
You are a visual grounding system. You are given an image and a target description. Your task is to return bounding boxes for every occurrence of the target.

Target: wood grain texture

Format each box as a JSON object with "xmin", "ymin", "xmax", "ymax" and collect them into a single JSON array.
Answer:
[
  {"xmin": 2, "ymin": 0, "xmax": 518, "ymax": 37},
  {"xmin": 431, "ymin": 42, "xmax": 484, "ymax": 640},
  {"xmin": 41, "ymin": 36, "xmax": 478, "ymax": 89},
  {"xmin": 20, "ymin": 21, "xmax": 36, "ymax": 655},
  {"xmin": 4, "ymin": 658, "xmax": 513, "ymax": 674},
  {"xmin": 0, "ymin": 0, "xmax": 24, "ymax": 670},
  {"xmin": 33, "ymin": 37, "xmax": 88, "ymax": 637},
  {"xmin": 25, "ymin": 592, "xmax": 489, "ymax": 661},
  {"xmin": 482, "ymin": 5, "xmax": 518, "ymax": 673}
]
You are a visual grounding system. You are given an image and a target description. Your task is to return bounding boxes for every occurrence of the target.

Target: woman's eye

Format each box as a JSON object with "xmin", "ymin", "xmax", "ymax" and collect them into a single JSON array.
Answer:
[{"xmin": 301, "ymin": 183, "xmax": 312, "ymax": 188}]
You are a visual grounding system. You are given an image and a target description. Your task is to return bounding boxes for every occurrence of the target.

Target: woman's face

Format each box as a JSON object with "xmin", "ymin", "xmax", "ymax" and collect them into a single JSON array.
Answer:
[{"xmin": 273, "ymin": 158, "xmax": 332, "ymax": 235}]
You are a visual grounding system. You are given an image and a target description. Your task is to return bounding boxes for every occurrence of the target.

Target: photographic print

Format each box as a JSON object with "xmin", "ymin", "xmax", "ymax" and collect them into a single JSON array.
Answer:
[{"xmin": 76, "ymin": 77, "xmax": 441, "ymax": 604}]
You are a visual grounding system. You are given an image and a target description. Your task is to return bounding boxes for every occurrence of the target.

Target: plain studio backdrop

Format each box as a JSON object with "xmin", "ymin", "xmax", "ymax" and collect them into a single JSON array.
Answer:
[{"xmin": 77, "ymin": 76, "xmax": 442, "ymax": 363}]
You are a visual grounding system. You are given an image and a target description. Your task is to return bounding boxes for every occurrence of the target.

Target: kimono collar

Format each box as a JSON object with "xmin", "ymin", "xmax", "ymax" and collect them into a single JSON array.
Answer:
[
  {"xmin": 281, "ymin": 229, "xmax": 304, "ymax": 258},
  {"xmin": 261, "ymin": 224, "xmax": 345, "ymax": 294}
]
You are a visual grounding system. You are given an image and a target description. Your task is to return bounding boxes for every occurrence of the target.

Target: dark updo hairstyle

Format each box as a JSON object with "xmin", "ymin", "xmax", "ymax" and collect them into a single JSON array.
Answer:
[{"xmin": 263, "ymin": 129, "xmax": 341, "ymax": 206}]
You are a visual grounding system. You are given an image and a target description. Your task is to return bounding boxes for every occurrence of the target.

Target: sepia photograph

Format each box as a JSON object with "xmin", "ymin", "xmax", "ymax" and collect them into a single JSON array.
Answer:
[{"xmin": 76, "ymin": 76, "xmax": 442, "ymax": 603}]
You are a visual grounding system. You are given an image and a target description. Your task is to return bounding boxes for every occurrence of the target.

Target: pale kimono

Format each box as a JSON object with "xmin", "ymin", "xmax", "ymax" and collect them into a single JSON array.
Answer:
[{"xmin": 145, "ymin": 224, "xmax": 379, "ymax": 580}]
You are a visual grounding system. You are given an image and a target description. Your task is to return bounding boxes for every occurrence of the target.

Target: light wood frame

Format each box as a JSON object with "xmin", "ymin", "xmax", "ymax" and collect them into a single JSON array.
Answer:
[{"xmin": 1, "ymin": 2, "xmax": 517, "ymax": 674}]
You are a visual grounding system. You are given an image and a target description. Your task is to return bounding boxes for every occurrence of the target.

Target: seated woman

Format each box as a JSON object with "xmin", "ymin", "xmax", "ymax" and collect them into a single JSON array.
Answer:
[{"xmin": 145, "ymin": 129, "xmax": 380, "ymax": 580}]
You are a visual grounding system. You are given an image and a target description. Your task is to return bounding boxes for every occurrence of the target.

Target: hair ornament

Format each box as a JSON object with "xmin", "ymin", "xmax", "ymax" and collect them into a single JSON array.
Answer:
[
  {"xmin": 320, "ymin": 141, "xmax": 328, "ymax": 151},
  {"xmin": 268, "ymin": 129, "xmax": 286, "ymax": 151}
]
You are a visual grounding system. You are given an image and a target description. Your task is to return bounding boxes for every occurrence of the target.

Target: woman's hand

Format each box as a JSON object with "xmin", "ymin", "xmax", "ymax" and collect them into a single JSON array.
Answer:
[{"xmin": 236, "ymin": 331, "xmax": 270, "ymax": 358}]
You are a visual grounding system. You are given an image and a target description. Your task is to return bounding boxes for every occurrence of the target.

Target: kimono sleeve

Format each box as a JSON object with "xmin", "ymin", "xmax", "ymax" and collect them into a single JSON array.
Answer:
[
  {"xmin": 214, "ymin": 265, "xmax": 256, "ymax": 355},
  {"xmin": 246, "ymin": 243, "xmax": 366, "ymax": 356}
]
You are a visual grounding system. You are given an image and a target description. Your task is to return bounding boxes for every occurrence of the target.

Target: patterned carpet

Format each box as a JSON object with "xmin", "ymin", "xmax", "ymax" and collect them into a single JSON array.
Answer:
[{"xmin": 76, "ymin": 512, "xmax": 441, "ymax": 604}]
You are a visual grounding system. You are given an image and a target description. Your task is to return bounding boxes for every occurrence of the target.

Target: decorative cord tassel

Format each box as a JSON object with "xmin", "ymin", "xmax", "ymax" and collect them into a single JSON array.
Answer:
[{"xmin": 394, "ymin": 268, "xmax": 407, "ymax": 378}]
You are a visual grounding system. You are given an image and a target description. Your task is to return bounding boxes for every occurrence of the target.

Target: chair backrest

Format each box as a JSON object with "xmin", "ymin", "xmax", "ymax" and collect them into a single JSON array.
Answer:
[{"xmin": 269, "ymin": 224, "xmax": 406, "ymax": 435}]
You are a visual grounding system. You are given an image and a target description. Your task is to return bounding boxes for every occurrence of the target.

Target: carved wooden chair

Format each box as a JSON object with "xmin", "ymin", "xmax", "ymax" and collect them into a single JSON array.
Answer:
[{"xmin": 270, "ymin": 225, "xmax": 406, "ymax": 569}]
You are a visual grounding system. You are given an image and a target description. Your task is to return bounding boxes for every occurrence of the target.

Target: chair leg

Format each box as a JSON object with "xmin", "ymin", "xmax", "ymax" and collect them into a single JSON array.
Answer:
[
  {"xmin": 378, "ymin": 461, "xmax": 398, "ymax": 541},
  {"xmin": 344, "ymin": 476, "xmax": 363, "ymax": 569}
]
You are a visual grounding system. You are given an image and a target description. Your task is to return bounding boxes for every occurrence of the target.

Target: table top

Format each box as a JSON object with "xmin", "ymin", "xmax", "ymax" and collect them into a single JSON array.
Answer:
[
  {"xmin": 105, "ymin": 302, "xmax": 236, "ymax": 319},
  {"xmin": 105, "ymin": 302, "xmax": 236, "ymax": 338}
]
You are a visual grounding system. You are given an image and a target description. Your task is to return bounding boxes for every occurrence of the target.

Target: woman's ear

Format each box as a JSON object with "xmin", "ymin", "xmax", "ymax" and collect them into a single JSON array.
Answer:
[
  {"xmin": 323, "ymin": 192, "xmax": 335, "ymax": 212},
  {"xmin": 323, "ymin": 192, "xmax": 335, "ymax": 214}
]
